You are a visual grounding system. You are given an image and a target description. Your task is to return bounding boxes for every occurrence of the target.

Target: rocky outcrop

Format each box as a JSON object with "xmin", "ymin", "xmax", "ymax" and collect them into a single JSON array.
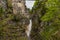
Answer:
[{"xmin": 0, "ymin": 0, "xmax": 30, "ymax": 40}]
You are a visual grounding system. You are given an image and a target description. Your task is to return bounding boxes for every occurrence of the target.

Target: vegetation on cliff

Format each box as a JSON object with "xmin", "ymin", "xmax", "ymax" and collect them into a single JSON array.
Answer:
[{"xmin": 0, "ymin": 0, "xmax": 60, "ymax": 40}]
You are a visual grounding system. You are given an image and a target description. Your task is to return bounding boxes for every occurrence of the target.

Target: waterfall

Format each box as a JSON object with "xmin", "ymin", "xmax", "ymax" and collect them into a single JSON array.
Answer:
[{"xmin": 26, "ymin": 19, "xmax": 32, "ymax": 40}]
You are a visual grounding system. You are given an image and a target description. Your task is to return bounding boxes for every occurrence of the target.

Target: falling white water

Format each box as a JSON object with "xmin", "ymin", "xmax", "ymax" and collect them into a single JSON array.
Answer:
[{"xmin": 26, "ymin": 19, "xmax": 32, "ymax": 38}]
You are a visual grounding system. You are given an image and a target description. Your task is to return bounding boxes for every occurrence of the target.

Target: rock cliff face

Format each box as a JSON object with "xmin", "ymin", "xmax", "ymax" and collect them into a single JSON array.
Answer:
[
  {"xmin": 0, "ymin": 0, "xmax": 30, "ymax": 40},
  {"xmin": 12, "ymin": 0, "xmax": 29, "ymax": 18}
]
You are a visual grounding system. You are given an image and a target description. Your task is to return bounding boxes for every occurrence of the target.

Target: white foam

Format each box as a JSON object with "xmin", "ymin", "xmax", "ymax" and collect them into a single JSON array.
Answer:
[{"xmin": 26, "ymin": 19, "xmax": 32, "ymax": 37}]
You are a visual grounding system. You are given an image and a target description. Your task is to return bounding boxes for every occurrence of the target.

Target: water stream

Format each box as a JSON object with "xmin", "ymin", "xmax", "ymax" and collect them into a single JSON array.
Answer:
[
  {"xmin": 25, "ymin": 1, "xmax": 35, "ymax": 40},
  {"xmin": 26, "ymin": 19, "xmax": 32, "ymax": 40}
]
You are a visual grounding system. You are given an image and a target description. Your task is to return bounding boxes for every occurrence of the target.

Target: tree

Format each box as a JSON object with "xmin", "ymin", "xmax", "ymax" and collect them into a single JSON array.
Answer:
[{"xmin": 41, "ymin": 0, "xmax": 60, "ymax": 40}]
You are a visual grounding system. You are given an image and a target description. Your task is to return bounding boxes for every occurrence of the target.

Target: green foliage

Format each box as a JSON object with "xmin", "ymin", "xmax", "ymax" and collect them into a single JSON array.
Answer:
[
  {"xmin": 31, "ymin": 0, "xmax": 60, "ymax": 40},
  {"xmin": 0, "ymin": 0, "xmax": 60, "ymax": 40},
  {"xmin": 40, "ymin": 0, "xmax": 60, "ymax": 40},
  {"xmin": 41, "ymin": 0, "xmax": 60, "ymax": 22},
  {"xmin": 0, "ymin": 6, "xmax": 5, "ymax": 17}
]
